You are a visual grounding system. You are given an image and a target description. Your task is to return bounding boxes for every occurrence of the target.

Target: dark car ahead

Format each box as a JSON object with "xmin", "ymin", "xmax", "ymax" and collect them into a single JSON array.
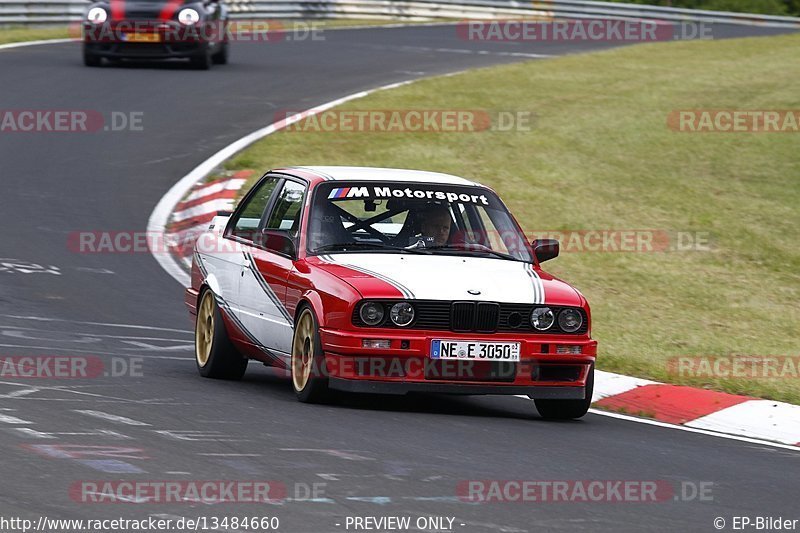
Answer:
[{"xmin": 82, "ymin": 0, "xmax": 229, "ymax": 69}]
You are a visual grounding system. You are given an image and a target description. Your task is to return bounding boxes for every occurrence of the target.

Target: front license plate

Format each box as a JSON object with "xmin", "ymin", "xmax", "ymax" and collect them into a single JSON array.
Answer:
[
  {"xmin": 124, "ymin": 32, "xmax": 161, "ymax": 43},
  {"xmin": 431, "ymin": 340, "xmax": 520, "ymax": 362}
]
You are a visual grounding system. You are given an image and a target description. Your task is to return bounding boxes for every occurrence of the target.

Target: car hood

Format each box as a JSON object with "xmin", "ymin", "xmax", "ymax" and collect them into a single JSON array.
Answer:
[{"xmin": 313, "ymin": 253, "xmax": 583, "ymax": 307}]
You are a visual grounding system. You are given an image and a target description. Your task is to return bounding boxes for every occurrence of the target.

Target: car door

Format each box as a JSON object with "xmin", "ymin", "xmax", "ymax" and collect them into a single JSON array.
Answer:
[
  {"xmin": 237, "ymin": 177, "xmax": 307, "ymax": 357},
  {"xmin": 219, "ymin": 176, "xmax": 280, "ymax": 344}
]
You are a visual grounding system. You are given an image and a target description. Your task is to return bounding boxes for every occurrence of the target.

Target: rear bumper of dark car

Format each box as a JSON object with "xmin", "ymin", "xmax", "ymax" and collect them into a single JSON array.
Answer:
[{"xmin": 84, "ymin": 41, "xmax": 209, "ymax": 59}]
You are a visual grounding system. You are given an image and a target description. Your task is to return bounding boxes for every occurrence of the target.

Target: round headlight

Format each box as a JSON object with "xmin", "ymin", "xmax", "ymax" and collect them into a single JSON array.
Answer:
[
  {"xmin": 359, "ymin": 302, "xmax": 384, "ymax": 326},
  {"xmin": 389, "ymin": 302, "xmax": 415, "ymax": 327},
  {"xmin": 558, "ymin": 309, "xmax": 583, "ymax": 333},
  {"xmin": 87, "ymin": 7, "xmax": 107, "ymax": 24},
  {"xmin": 178, "ymin": 7, "xmax": 200, "ymax": 25},
  {"xmin": 530, "ymin": 307, "xmax": 554, "ymax": 331}
]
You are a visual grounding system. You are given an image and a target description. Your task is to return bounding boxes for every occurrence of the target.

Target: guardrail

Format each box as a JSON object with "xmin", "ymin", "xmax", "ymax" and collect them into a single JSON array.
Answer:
[{"xmin": 1, "ymin": 0, "xmax": 799, "ymax": 28}]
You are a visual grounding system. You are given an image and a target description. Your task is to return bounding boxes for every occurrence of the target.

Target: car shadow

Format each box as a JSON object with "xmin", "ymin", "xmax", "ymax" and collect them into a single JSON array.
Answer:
[{"xmin": 238, "ymin": 365, "xmax": 578, "ymax": 422}]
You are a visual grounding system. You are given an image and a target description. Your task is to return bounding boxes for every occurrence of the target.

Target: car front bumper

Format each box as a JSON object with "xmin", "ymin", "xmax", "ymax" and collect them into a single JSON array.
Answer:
[{"xmin": 320, "ymin": 327, "xmax": 596, "ymax": 395}]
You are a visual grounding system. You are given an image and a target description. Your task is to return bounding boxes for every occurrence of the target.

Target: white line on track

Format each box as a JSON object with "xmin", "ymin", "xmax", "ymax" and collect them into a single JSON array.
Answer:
[
  {"xmin": 0, "ymin": 413, "xmax": 33, "ymax": 424},
  {"xmin": 0, "ymin": 38, "xmax": 75, "ymax": 51},
  {"xmin": 0, "ymin": 314, "xmax": 191, "ymax": 334},
  {"xmin": 0, "ymin": 343, "xmax": 190, "ymax": 360},
  {"xmin": 74, "ymin": 410, "xmax": 151, "ymax": 426},
  {"xmin": 0, "ymin": 324, "xmax": 190, "ymax": 342},
  {"xmin": 587, "ymin": 408, "xmax": 800, "ymax": 452},
  {"xmin": 147, "ymin": 77, "xmax": 426, "ymax": 286}
]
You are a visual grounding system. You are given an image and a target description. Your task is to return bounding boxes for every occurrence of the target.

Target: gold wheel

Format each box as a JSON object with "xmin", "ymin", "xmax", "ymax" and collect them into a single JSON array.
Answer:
[
  {"xmin": 195, "ymin": 291, "xmax": 215, "ymax": 368},
  {"xmin": 292, "ymin": 309, "xmax": 315, "ymax": 391}
]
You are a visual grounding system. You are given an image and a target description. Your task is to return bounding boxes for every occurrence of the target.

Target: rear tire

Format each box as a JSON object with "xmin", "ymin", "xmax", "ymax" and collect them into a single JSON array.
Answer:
[
  {"xmin": 291, "ymin": 306, "xmax": 330, "ymax": 403},
  {"xmin": 195, "ymin": 289, "xmax": 248, "ymax": 380},
  {"xmin": 534, "ymin": 365, "xmax": 594, "ymax": 420},
  {"xmin": 83, "ymin": 49, "xmax": 102, "ymax": 67}
]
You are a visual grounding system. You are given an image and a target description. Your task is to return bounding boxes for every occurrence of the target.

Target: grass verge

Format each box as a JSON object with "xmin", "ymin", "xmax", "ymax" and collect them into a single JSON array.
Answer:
[
  {"xmin": 0, "ymin": 26, "xmax": 71, "ymax": 45},
  {"xmin": 225, "ymin": 33, "xmax": 800, "ymax": 404}
]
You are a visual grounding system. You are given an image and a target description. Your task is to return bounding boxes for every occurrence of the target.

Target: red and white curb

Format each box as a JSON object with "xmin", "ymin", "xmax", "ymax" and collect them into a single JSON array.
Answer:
[
  {"xmin": 165, "ymin": 170, "xmax": 253, "ymax": 268},
  {"xmin": 590, "ymin": 370, "xmax": 800, "ymax": 447}
]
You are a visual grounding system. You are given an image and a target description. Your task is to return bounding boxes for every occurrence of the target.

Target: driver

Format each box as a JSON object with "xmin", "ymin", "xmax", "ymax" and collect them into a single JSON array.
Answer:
[{"xmin": 416, "ymin": 203, "xmax": 453, "ymax": 246}]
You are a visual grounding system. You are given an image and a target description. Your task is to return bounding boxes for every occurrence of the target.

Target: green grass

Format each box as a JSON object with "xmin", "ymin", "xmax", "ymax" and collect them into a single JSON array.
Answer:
[
  {"xmin": 230, "ymin": 34, "xmax": 800, "ymax": 404},
  {"xmin": 0, "ymin": 26, "xmax": 72, "ymax": 45}
]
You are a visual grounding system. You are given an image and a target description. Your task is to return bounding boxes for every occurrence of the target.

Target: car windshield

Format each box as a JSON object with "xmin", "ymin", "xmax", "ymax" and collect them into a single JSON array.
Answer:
[{"xmin": 307, "ymin": 181, "xmax": 533, "ymax": 262}]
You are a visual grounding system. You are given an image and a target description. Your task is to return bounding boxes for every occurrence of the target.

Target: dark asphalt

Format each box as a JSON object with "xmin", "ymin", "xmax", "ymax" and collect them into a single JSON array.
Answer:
[{"xmin": 0, "ymin": 22, "xmax": 797, "ymax": 533}]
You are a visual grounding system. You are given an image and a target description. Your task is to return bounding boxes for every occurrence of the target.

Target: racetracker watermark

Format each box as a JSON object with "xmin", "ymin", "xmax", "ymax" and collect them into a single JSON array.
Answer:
[
  {"xmin": 69, "ymin": 480, "xmax": 287, "ymax": 504},
  {"xmin": 67, "ymin": 229, "xmax": 713, "ymax": 255},
  {"xmin": 526, "ymin": 230, "xmax": 712, "ymax": 253},
  {"xmin": 0, "ymin": 110, "xmax": 143, "ymax": 133},
  {"xmin": 668, "ymin": 110, "xmax": 800, "ymax": 133},
  {"xmin": 457, "ymin": 20, "xmax": 713, "ymax": 42},
  {"xmin": 0, "ymin": 355, "xmax": 143, "ymax": 379},
  {"xmin": 667, "ymin": 356, "xmax": 800, "ymax": 379},
  {"xmin": 457, "ymin": 480, "xmax": 714, "ymax": 503},
  {"xmin": 277, "ymin": 109, "xmax": 535, "ymax": 133},
  {"xmin": 77, "ymin": 19, "xmax": 324, "ymax": 43}
]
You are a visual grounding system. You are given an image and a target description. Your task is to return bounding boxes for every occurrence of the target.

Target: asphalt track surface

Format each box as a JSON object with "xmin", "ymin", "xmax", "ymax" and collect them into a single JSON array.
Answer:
[{"xmin": 1, "ymin": 23, "xmax": 798, "ymax": 533}]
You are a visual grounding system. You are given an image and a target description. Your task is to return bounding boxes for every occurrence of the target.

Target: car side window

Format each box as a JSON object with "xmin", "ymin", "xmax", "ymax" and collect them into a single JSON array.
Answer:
[
  {"xmin": 264, "ymin": 180, "xmax": 306, "ymax": 237},
  {"xmin": 229, "ymin": 177, "xmax": 279, "ymax": 241}
]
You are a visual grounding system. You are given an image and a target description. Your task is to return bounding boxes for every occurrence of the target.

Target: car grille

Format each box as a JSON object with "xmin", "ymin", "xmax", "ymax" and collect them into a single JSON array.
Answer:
[
  {"xmin": 352, "ymin": 300, "xmax": 588, "ymax": 335},
  {"xmin": 451, "ymin": 302, "xmax": 499, "ymax": 333}
]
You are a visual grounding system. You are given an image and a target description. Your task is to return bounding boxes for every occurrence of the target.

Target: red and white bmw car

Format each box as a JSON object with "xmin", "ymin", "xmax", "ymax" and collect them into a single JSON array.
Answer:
[{"xmin": 186, "ymin": 167, "xmax": 597, "ymax": 419}]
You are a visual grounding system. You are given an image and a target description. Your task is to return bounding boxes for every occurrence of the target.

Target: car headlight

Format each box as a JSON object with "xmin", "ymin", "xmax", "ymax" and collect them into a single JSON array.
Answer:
[
  {"xmin": 178, "ymin": 7, "xmax": 200, "ymax": 25},
  {"xmin": 530, "ymin": 307, "xmax": 554, "ymax": 331},
  {"xmin": 389, "ymin": 302, "xmax": 415, "ymax": 327},
  {"xmin": 558, "ymin": 308, "xmax": 583, "ymax": 333},
  {"xmin": 359, "ymin": 302, "xmax": 384, "ymax": 326},
  {"xmin": 87, "ymin": 7, "xmax": 107, "ymax": 24}
]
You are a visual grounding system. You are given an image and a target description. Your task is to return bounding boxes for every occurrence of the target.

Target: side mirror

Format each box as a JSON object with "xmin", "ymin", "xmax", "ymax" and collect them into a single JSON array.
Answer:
[
  {"xmin": 260, "ymin": 230, "xmax": 297, "ymax": 259},
  {"xmin": 531, "ymin": 238, "xmax": 559, "ymax": 263}
]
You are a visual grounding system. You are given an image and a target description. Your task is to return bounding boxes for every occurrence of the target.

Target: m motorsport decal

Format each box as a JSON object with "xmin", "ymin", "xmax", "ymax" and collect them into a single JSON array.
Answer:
[
  {"xmin": 327, "ymin": 185, "xmax": 490, "ymax": 206},
  {"xmin": 319, "ymin": 254, "xmax": 415, "ymax": 299}
]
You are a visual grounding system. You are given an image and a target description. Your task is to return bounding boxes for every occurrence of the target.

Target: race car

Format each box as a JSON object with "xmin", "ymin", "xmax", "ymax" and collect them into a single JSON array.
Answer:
[
  {"xmin": 186, "ymin": 167, "xmax": 598, "ymax": 419},
  {"xmin": 82, "ymin": 0, "xmax": 229, "ymax": 69}
]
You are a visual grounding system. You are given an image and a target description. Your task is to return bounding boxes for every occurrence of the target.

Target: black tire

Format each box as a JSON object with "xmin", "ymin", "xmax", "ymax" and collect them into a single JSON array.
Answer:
[
  {"xmin": 534, "ymin": 365, "xmax": 594, "ymax": 420},
  {"xmin": 211, "ymin": 42, "xmax": 228, "ymax": 65},
  {"xmin": 83, "ymin": 49, "xmax": 102, "ymax": 67},
  {"xmin": 195, "ymin": 289, "xmax": 248, "ymax": 380},
  {"xmin": 191, "ymin": 48, "xmax": 212, "ymax": 70},
  {"xmin": 291, "ymin": 305, "xmax": 331, "ymax": 403}
]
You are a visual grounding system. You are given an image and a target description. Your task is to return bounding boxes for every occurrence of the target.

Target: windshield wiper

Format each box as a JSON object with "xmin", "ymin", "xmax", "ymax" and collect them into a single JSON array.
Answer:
[
  {"xmin": 422, "ymin": 244, "xmax": 520, "ymax": 261},
  {"xmin": 315, "ymin": 242, "xmax": 426, "ymax": 254}
]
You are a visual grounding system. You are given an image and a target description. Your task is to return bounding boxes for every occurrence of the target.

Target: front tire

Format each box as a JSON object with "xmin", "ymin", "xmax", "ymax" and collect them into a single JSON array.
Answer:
[
  {"xmin": 195, "ymin": 289, "xmax": 248, "ymax": 380},
  {"xmin": 191, "ymin": 48, "xmax": 212, "ymax": 70},
  {"xmin": 291, "ymin": 306, "xmax": 330, "ymax": 403},
  {"xmin": 534, "ymin": 365, "xmax": 594, "ymax": 420},
  {"xmin": 211, "ymin": 41, "xmax": 228, "ymax": 65}
]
